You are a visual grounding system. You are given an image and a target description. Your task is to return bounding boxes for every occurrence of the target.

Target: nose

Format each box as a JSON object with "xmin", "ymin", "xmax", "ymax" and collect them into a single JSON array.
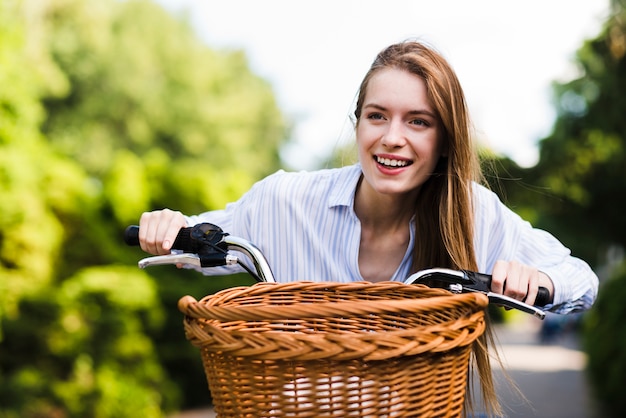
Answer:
[{"xmin": 380, "ymin": 120, "xmax": 406, "ymax": 148}]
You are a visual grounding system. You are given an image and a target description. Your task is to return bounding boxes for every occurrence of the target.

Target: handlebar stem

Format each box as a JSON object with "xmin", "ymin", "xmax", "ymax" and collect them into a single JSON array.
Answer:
[{"xmin": 222, "ymin": 235, "xmax": 276, "ymax": 283}]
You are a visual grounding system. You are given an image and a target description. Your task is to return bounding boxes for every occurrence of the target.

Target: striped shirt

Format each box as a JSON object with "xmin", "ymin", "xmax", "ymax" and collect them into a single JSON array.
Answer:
[{"xmin": 186, "ymin": 164, "xmax": 598, "ymax": 314}]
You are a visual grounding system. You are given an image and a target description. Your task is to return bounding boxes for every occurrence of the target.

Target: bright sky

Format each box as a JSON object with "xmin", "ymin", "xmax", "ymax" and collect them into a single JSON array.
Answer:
[{"xmin": 155, "ymin": 0, "xmax": 610, "ymax": 169}]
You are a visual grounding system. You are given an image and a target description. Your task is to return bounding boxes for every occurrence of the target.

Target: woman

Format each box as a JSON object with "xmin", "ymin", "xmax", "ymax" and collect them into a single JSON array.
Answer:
[
  {"xmin": 139, "ymin": 41, "xmax": 596, "ymax": 312},
  {"xmin": 138, "ymin": 41, "xmax": 598, "ymax": 414}
]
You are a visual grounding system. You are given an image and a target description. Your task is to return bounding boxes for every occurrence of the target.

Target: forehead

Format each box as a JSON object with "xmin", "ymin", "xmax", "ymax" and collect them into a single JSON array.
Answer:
[{"xmin": 364, "ymin": 68, "xmax": 433, "ymax": 111}]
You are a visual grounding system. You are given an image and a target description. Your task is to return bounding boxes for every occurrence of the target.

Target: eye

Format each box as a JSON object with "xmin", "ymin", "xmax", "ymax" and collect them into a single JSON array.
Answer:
[
  {"xmin": 366, "ymin": 112, "xmax": 386, "ymax": 121},
  {"xmin": 410, "ymin": 118, "xmax": 429, "ymax": 127}
]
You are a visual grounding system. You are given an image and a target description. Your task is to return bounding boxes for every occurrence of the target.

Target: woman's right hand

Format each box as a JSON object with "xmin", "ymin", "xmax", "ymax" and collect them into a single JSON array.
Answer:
[{"xmin": 138, "ymin": 209, "xmax": 187, "ymax": 255}]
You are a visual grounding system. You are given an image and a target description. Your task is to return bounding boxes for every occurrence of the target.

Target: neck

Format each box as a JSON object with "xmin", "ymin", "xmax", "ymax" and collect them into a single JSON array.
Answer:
[{"xmin": 353, "ymin": 176, "xmax": 417, "ymax": 231}]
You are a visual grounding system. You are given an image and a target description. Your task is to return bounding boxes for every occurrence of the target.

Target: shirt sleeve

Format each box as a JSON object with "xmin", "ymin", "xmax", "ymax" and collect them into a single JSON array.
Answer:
[
  {"xmin": 179, "ymin": 172, "xmax": 277, "ymax": 276},
  {"xmin": 184, "ymin": 170, "xmax": 285, "ymax": 231},
  {"xmin": 473, "ymin": 184, "xmax": 599, "ymax": 314}
]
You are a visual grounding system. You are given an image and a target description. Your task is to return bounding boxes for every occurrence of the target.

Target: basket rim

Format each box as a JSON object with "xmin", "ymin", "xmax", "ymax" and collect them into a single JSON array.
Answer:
[
  {"xmin": 179, "ymin": 291, "xmax": 488, "ymax": 321},
  {"xmin": 178, "ymin": 281, "xmax": 489, "ymax": 361}
]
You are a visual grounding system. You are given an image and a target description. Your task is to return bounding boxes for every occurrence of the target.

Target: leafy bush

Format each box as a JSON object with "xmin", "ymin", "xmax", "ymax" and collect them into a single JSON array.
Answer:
[
  {"xmin": 1, "ymin": 0, "xmax": 286, "ymax": 415},
  {"xmin": 583, "ymin": 261, "xmax": 626, "ymax": 417},
  {"xmin": 0, "ymin": 266, "xmax": 177, "ymax": 418}
]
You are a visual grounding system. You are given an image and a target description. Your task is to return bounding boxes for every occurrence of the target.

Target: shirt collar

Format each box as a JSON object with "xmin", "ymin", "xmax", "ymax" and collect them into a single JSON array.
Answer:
[{"xmin": 328, "ymin": 163, "xmax": 363, "ymax": 208}]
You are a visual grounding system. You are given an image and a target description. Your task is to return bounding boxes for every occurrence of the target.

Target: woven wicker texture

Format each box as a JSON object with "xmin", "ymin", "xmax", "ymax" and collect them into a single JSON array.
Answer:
[{"xmin": 178, "ymin": 281, "xmax": 488, "ymax": 417}]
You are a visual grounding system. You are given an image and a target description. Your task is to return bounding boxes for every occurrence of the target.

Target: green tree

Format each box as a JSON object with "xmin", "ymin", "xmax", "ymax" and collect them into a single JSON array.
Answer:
[
  {"xmin": 486, "ymin": 1, "xmax": 626, "ymax": 268},
  {"xmin": 41, "ymin": 0, "xmax": 285, "ymax": 215},
  {"xmin": 1, "ymin": 0, "xmax": 288, "ymax": 415},
  {"xmin": 37, "ymin": 0, "xmax": 287, "ymax": 277},
  {"xmin": 0, "ymin": 0, "xmax": 179, "ymax": 415},
  {"xmin": 0, "ymin": 0, "xmax": 71, "ymax": 335},
  {"xmin": 583, "ymin": 265, "xmax": 626, "ymax": 417},
  {"xmin": 483, "ymin": 1, "xmax": 626, "ymax": 415}
]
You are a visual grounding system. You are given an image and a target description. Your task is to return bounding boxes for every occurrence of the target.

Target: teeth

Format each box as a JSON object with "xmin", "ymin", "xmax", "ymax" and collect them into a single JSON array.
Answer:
[{"xmin": 376, "ymin": 156, "xmax": 409, "ymax": 167}]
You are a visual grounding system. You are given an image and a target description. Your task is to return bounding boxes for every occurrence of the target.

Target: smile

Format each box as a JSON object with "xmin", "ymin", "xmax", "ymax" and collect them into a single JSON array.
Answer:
[{"xmin": 374, "ymin": 156, "xmax": 413, "ymax": 168}]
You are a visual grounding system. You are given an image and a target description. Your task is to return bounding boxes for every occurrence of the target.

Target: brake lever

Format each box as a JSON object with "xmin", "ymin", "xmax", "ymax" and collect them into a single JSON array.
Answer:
[
  {"xmin": 138, "ymin": 253, "xmax": 239, "ymax": 269},
  {"xmin": 404, "ymin": 268, "xmax": 547, "ymax": 320},
  {"xmin": 126, "ymin": 222, "xmax": 234, "ymax": 269},
  {"xmin": 125, "ymin": 223, "xmax": 276, "ymax": 283}
]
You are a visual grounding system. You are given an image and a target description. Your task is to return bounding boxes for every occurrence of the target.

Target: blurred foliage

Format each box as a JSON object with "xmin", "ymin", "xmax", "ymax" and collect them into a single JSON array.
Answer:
[
  {"xmin": 583, "ymin": 262, "xmax": 626, "ymax": 417},
  {"xmin": 481, "ymin": 1, "xmax": 626, "ymax": 414},
  {"xmin": 484, "ymin": 1, "xmax": 626, "ymax": 270},
  {"xmin": 0, "ymin": 0, "xmax": 287, "ymax": 416},
  {"xmin": 40, "ymin": 0, "xmax": 285, "ymax": 216}
]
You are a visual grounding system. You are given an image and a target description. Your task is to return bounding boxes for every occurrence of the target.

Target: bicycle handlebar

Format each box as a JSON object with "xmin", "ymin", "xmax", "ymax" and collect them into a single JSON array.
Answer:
[
  {"xmin": 124, "ymin": 224, "xmax": 276, "ymax": 283},
  {"xmin": 125, "ymin": 223, "xmax": 547, "ymax": 319},
  {"xmin": 405, "ymin": 268, "xmax": 549, "ymax": 319}
]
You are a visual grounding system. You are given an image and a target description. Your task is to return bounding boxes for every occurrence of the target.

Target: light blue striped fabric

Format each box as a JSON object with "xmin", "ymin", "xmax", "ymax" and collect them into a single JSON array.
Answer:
[{"xmin": 186, "ymin": 164, "xmax": 598, "ymax": 314}]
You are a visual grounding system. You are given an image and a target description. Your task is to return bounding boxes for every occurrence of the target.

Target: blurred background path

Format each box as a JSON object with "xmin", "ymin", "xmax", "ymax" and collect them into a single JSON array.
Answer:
[{"xmin": 489, "ymin": 315, "xmax": 599, "ymax": 418}]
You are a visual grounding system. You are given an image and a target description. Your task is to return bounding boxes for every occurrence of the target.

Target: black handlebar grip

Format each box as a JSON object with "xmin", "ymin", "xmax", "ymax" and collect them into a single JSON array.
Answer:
[
  {"xmin": 124, "ymin": 225, "xmax": 141, "ymax": 246},
  {"xmin": 123, "ymin": 225, "xmax": 195, "ymax": 252},
  {"xmin": 467, "ymin": 270, "xmax": 551, "ymax": 307},
  {"xmin": 536, "ymin": 286, "xmax": 551, "ymax": 307}
]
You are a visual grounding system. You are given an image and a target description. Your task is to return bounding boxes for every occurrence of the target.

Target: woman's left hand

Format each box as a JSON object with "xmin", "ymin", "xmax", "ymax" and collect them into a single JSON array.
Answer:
[{"xmin": 490, "ymin": 260, "xmax": 554, "ymax": 306}]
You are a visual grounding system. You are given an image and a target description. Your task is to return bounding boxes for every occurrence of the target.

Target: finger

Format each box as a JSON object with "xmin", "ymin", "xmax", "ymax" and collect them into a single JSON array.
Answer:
[
  {"xmin": 491, "ymin": 260, "xmax": 508, "ymax": 294},
  {"xmin": 160, "ymin": 211, "xmax": 186, "ymax": 252},
  {"xmin": 503, "ymin": 261, "xmax": 526, "ymax": 301},
  {"xmin": 139, "ymin": 211, "xmax": 160, "ymax": 254},
  {"xmin": 537, "ymin": 272, "xmax": 555, "ymax": 304},
  {"xmin": 524, "ymin": 268, "xmax": 539, "ymax": 306},
  {"xmin": 152, "ymin": 209, "xmax": 184, "ymax": 254}
]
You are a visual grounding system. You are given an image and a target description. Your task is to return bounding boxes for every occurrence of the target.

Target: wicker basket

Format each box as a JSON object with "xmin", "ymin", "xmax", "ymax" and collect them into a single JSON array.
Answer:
[{"xmin": 178, "ymin": 281, "xmax": 489, "ymax": 418}]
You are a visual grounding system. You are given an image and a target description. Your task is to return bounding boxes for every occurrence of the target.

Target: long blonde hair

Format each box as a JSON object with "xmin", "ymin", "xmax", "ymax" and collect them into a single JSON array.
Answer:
[{"xmin": 354, "ymin": 40, "xmax": 502, "ymax": 417}]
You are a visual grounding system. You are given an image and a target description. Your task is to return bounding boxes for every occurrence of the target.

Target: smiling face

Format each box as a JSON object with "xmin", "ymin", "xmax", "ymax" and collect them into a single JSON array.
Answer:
[{"xmin": 356, "ymin": 67, "xmax": 444, "ymax": 200}]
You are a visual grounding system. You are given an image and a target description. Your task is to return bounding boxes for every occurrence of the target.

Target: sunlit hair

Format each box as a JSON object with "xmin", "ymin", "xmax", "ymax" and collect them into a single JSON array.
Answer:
[{"xmin": 355, "ymin": 40, "xmax": 502, "ymax": 417}]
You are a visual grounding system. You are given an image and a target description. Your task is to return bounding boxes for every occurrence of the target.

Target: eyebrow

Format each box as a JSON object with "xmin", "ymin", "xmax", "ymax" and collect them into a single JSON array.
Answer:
[{"xmin": 363, "ymin": 103, "xmax": 437, "ymax": 119}]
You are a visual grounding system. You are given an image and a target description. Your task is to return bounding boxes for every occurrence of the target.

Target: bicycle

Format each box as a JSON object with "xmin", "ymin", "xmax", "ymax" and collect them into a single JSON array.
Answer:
[{"xmin": 125, "ymin": 222, "xmax": 549, "ymax": 417}]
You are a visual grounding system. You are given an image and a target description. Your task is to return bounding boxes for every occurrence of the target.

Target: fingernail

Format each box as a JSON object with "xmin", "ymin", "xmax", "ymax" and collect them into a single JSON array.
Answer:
[{"xmin": 163, "ymin": 240, "xmax": 171, "ymax": 250}]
